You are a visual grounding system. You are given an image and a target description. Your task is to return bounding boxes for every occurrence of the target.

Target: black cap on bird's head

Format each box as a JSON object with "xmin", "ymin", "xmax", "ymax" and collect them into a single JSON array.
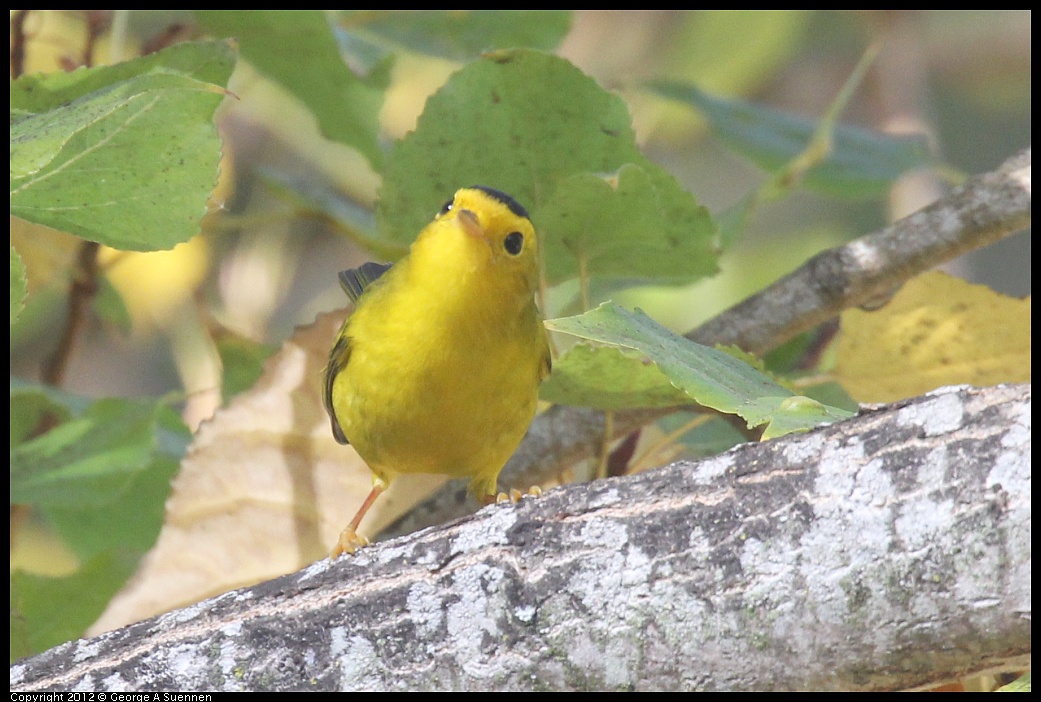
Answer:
[{"xmin": 468, "ymin": 185, "xmax": 530, "ymax": 221}]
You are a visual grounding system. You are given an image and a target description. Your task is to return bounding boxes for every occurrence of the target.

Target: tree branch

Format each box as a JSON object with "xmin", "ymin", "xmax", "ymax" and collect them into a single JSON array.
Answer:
[
  {"xmin": 690, "ymin": 147, "xmax": 1031, "ymax": 354},
  {"xmin": 388, "ymin": 147, "xmax": 1031, "ymax": 538},
  {"xmin": 11, "ymin": 383, "xmax": 1030, "ymax": 692}
]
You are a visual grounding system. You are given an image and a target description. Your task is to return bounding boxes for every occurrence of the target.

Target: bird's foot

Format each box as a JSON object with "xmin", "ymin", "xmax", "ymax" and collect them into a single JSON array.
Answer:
[
  {"xmin": 494, "ymin": 485, "xmax": 543, "ymax": 504},
  {"xmin": 330, "ymin": 527, "xmax": 370, "ymax": 558}
]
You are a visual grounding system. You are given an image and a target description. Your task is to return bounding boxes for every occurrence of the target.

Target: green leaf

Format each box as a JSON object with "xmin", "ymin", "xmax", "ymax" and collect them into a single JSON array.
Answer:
[
  {"xmin": 379, "ymin": 49, "xmax": 718, "ymax": 285},
  {"xmin": 215, "ymin": 332, "xmax": 278, "ymax": 400},
  {"xmin": 649, "ymin": 82, "xmax": 931, "ymax": 198},
  {"xmin": 10, "ymin": 551, "xmax": 138, "ymax": 662},
  {"xmin": 10, "ymin": 397, "xmax": 165, "ymax": 508},
  {"xmin": 92, "ymin": 275, "xmax": 134, "ymax": 334},
  {"xmin": 758, "ymin": 395, "xmax": 851, "ymax": 440},
  {"xmin": 540, "ymin": 164, "xmax": 718, "ymax": 285},
  {"xmin": 45, "ymin": 424, "xmax": 182, "ymax": 560},
  {"xmin": 44, "ymin": 454, "xmax": 180, "ymax": 559},
  {"xmin": 379, "ymin": 49, "xmax": 637, "ymax": 242},
  {"xmin": 713, "ymin": 192, "xmax": 755, "ymax": 249},
  {"xmin": 660, "ymin": 11, "xmax": 810, "ymax": 95},
  {"xmin": 256, "ymin": 166, "xmax": 397, "ymax": 259},
  {"xmin": 656, "ymin": 410, "xmax": 748, "ymax": 459},
  {"xmin": 539, "ymin": 344, "xmax": 692, "ymax": 410},
  {"xmin": 997, "ymin": 672, "xmax": 1030, "ymax": 692},
  {"xmin": 197, "ymin": 10, "xmax": 384, "ymax": 168},
  {"xmin": 544, "ymin": 303, "xmax": 853, "ymax": 438},
  {"xmin": 339, "ymin": 10, "xmax": 572, "ymax": 62},
  {"xmin": 9, "ymin": 389, "xmax": 188, "ymax": 659},
  {"xmin": 9, "ymin": 41, "xmax": 234, "ymax": 251},
  {"xmin": 9, "ymin": 385, "xmax": 72, "ymax": 449},
  {"xmin": 10, "ymin": 246, "xmax": 27, "ymax": 326}
]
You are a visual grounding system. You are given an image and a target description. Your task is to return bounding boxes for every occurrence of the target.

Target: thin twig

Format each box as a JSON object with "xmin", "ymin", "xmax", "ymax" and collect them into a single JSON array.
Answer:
[
  {"xmin": 81, "ymin": 11, "xmax": 111, "ymax": 68},
  {"xmin": 41, "ymin": 242, "xmax": 102, "ymax": 387},
  {"xmin": 10, "ymin": 9, "xmax": 30, "ymax": 79}
]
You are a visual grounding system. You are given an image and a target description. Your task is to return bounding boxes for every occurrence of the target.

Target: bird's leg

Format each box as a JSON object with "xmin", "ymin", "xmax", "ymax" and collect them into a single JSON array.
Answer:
[{"xmin": 330, "ymin": 483, "xmax": 386, "ymax": 558}]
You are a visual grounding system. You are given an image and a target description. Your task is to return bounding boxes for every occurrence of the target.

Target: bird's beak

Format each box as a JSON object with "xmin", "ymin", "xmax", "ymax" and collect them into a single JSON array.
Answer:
[{"xmin": 458, "ymin": 209, "xmax": 484, "ymax": 241}]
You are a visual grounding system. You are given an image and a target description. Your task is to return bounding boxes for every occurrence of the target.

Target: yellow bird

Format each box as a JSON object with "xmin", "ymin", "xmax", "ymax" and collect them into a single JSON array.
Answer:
[{"xmin": 324, "ymin": 186, "xmax": 552, "ymax": 557}]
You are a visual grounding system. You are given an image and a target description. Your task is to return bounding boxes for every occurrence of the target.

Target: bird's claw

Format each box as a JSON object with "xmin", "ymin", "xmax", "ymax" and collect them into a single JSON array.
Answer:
[
  {"xmin": 330, "ymin": 527, "xmax": 370, "ymax": 558},
  {"xmin": 495, "ymin": 485, "xmax": 543, "ymax": 504}
]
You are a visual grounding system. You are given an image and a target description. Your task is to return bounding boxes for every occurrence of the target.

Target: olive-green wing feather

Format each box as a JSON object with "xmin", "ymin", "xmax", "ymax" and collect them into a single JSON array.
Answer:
[
  {"xmin": 538, "ymin": 321, "xmax": 552, "ymax": 382},
  {"xmin": 324, "ymin": 330, "xmax": 352, "ymax": 445},
  {"xmin": 339, "ymin": 261, "xmax": 392, "ymax": 303},
  {"xmin": 324, "ymin": 261, "xmax": 393, "ymax": 445}
]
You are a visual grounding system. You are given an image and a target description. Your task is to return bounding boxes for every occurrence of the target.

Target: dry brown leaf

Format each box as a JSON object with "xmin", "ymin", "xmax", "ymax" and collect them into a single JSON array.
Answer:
[
  {"xmin": 834, "ymin": 271, "xmax": 1031, "ymax": 403},
  {"xmin": 89, "ymin": 310, "xmax": 447, "ymax": 634}
]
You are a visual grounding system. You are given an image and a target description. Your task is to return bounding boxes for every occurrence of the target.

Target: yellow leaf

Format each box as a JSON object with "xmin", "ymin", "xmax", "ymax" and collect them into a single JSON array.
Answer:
[
  {"xmin": 88, "ymin": 311, "xmax": 446, "ymax": 634},
  {"xmin": 10, "ymin": 217, "xmax": 79, "ymax": 293},
  {"xmin": 834, "ymin": 271, "xmax": 1031, "ymax": 403},
  {"xmin": 98, "ymin": 238, "xmax": 211, "ymax": 332}
]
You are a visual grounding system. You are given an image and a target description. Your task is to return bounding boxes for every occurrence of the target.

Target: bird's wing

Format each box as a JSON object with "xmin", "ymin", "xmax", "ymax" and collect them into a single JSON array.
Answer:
[
  {"xmin": 338, "ymin": 261, "xmax": 393, "ymax": 303},
  {"xmin": 324, "ymin": 331, "xmax": 352, "ymax": 445}
]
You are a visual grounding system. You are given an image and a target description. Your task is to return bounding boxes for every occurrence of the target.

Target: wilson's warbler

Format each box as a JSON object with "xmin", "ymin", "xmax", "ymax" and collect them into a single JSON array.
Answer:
[{"xmin": 324, "ymin": 186, "xmax": 552, "ymax": 557}]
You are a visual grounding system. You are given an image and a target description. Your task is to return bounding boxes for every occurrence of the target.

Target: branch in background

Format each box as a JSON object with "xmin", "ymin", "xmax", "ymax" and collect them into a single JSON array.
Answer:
[
  {"xmin": 386, "ymin": 147, "xmax": 1031, "ymax": 539},
  {"xmin": 10, "ymin": 9, "xmax": 30, "ymax": 79},
  {"xmin": 41, "ymin": 241, "xmax": 102, "ymax": 388},
  {"xmin": 80, "ymin": 11, "xmax": 111, "ymax": 69},
  {"xmin": 691, "ymin": 147, "xmax": 1031, "ymax": 354},
  {"xmin": 11, "ymin": 384, "xmax": 1030, "ymax": 692}
]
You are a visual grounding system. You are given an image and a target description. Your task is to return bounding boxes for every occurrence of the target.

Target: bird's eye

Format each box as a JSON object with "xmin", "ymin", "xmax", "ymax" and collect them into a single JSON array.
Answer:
[
  {"xmin": 504, "ymin": 231, "xmax": 524, "ymax": 255},
  {"xmin": 439, "ymin": 199, "xmax": 454, "ymax": 216}
]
